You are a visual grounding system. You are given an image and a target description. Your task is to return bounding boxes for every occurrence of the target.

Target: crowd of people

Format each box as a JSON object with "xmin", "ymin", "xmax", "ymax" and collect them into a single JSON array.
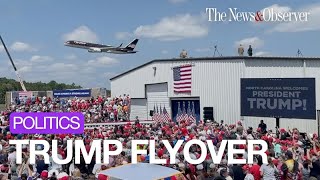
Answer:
[
  {"xmin": 0, "ymin": 96, "xmax": 319, "ymax": 180},
  {"xmin": 2, "ymin": 95, "xmax": 131, "ymax": 125}
]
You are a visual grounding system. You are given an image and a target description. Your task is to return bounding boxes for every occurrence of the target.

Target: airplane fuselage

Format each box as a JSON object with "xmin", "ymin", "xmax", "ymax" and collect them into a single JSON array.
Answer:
[
  {"xmin": 64, "ymin": 40, "xmax": 111, "ymax": 49},
  {"xmin": 64, "ymin": 39, "xmax": 139, "ymax": 54}
]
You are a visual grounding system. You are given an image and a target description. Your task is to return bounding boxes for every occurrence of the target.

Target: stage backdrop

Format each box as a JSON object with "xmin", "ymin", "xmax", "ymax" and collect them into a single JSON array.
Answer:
[
  {"xmin": 171, "ymin": 99, "xmax": 200, "ymax": 123},
  {"xmin": 241, "ymin": 78, "xmax": 316, "ymax": 119}
]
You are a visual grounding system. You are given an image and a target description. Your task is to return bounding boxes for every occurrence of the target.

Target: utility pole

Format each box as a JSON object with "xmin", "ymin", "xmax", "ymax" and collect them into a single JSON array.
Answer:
[{"xmin": 0, "ymin": 35, "xmax": 27, "ymax": 91}]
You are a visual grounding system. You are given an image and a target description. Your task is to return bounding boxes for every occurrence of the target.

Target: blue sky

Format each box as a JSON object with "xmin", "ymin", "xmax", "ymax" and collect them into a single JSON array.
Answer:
[{"xmin": 1, "ymin": 0, "xmax": 320, "ymax": 89}]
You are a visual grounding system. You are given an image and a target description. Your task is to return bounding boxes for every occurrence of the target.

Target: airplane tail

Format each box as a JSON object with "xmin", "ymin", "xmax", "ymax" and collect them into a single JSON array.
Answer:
[{"xmin": 125, "ymin": 39, "xmax": 139, "ymax": 51}]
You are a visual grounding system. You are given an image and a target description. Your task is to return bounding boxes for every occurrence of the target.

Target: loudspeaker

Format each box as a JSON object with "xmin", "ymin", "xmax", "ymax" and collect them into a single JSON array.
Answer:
[
  {"xmin": 149, "ymin": 110, "xmax": 154, "ymax": 116},
  {"xmin": 203, "ymin": 107, "xmax": 214, "ymax": 121}
]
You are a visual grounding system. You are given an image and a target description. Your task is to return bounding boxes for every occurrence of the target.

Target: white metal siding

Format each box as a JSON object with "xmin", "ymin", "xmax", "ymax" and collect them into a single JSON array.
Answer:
[
  {"xmin": 146, "ymin": 83, "xmax": 171, "ymax": 120},
  {"xmin": 130, "ymin": 99, "xmax": 147, "ymax": 120},
  {"xmin": 187, "ymin": 60, "xmax": 243, "ymax": 125},
  {"xmin": 111, "ymin": 58, "xmax": 319, "ymax": 133},
  {"xmin": 306, "ymin": 60, "xmax": 320, "ymax": 110}
]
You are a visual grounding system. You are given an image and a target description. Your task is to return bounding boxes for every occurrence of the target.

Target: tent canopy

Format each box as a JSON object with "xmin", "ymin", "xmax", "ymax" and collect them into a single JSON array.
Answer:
[{"xmin": 99, "ymin": 163, "xmax": 182, "ymax": 180}]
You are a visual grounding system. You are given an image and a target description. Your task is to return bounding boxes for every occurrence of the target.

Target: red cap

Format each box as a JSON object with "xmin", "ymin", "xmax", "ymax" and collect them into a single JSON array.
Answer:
[
  {"xmin": 98, "ymin": 174, "xmax": 109, "ymax": 180},
  {"xmin": 158, "ymin": 150, "xmax": 164, "ymax": 157},
  {"xmin": 272, "ymin": 159, "xmax": 279, "ymax": 166},
  {"xmin": 242, "ymin": 165, "xmax": 250, "ymax": 171},
  {"xmin": 41, "ymin": 170, "xmax": 48, "ymax": 178}
]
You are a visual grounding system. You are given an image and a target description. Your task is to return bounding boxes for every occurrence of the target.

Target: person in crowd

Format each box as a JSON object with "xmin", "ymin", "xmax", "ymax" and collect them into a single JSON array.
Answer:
[
  {"xmin": 238, "ymin": 44, "xmax": 244, "ymax": 56},
  {"xmin": 250, "ymin": 157, "xmax": 261, "ymax": 180},
  {"xmin": 260, "ymin": 157, "xmax": 278, "ymax": 180},
  {"xmin": 247, "ymin": 45, "xmax": 253, "ymax": 56},
  {"xmin": 1, "ymin": 94, "xmax": 320, "ymax": 179},
  {"xmin": 258, "ymin": 120, "xmax": 267, "ymax": 134},
  {"xmin": 242, "ymin": 165, "xmax": 254, "ymax": 180}
]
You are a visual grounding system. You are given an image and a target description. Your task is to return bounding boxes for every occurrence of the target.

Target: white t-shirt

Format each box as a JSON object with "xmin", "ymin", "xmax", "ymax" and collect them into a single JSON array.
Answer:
[
  {"xmin": 50, "ymin": 154, "xmax": 63, "ymax": 170},
  {"xmin": 244, "ymin": 174, "xmax": 255, "ymax": 180},
  {"xmin": 8, "ymin": 152, "xmax": 16, "ymax": 165},
  {"xmin": 260, "ymin": 164, "xmax": 277, "ymax": 180},
  {"xmin": 110, "ymin": 112, "xmax": 114, "ymax": 119}
]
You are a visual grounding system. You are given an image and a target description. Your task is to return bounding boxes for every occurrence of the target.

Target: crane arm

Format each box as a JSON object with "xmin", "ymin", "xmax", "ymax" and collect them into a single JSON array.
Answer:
[{"xmin": 0, "ymin": 35, "xmax": 27, "ymax": 92}]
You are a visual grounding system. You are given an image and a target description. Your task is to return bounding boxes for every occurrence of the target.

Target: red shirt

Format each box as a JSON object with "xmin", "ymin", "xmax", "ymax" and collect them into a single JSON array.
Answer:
[{"xmin": 250, "ymin": 164, "xmax": 261, "ymax": 180}]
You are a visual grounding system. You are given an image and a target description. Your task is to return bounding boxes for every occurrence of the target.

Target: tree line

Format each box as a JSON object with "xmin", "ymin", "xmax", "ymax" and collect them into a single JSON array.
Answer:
[{"xmin": 0, "ymin": 77, "xmax": 82, "ymax": 104}]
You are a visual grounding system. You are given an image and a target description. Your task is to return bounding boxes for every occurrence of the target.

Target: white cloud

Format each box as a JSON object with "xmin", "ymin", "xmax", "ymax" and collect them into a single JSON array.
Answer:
[
  {"xmin": 0, "ymin": 45, "xmax": 4, "ymax": 52},
  {"xmin": 10, "ymin": 42, "xmax": 37, "ymax": 52},
  {"xmin": 168, "ymin": 0, "xmax": 188, "ymax": 4},
  {"xmin": 63, "ymin": 26, "xmax": 99, "ymax": 42},
  {"xmin": 65, "ymin": 54, "xmax": 77, "ymax": 60},
  {"xmin": 87, "ymin": 56, "xmax": 119, "ymax": 67},
  {"xmin": 0, "ymin": 54, "xmax": 118, "ymax": 89},
  {"xmin": 115, "ymin": 32, "xmax": 132, "ymax": 40},
  {"xmin": 255, "ymin": 51, "xmax": 271, "ymax": 56},
  {"xmin": 267, "ymin": 3, "xmax": 320, "ymax": 32},
  {"xmin": 30, "ymin": 55, "xmax": 53, "ymax": 63},
  {"xmin": 49, "ymin": 63, "xmax": 79, "ymax": 72},
  {"xmin": 19, "ymin": 66, "xmax": 32, "ymax": 73},
  {"xmin": 261, "ymin": 4, "xmax": 291, "ymax": 21},
  {"xmin": 104, "ymin": 72, "xmax": 117, "ymax": 78},
  {"xmin": 161, "ymin": 50, "xmax": 169, "ymax": 54},
  {"xmin": 134, "ymin": 14, "xmax": 208, "ymax": 41},
  {"xmin": 234, "ymin": 37, "xmax": 264, "ymax": 49}
]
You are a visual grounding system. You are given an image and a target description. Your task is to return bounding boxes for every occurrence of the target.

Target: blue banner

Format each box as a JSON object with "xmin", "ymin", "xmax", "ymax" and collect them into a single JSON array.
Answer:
[
  {"xmin": 241, "ymin": 78, "xmax": 316, "ymax": 119},
  {"xmin": 53, "ymin": 89, "xmax": 91, "ymax": 98}
]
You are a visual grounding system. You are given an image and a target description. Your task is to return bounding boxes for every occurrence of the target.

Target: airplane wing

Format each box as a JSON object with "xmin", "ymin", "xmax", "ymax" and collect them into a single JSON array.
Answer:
[{"xmin": 99, "ymin": 47, "xmax": 119, "ymax": 51}]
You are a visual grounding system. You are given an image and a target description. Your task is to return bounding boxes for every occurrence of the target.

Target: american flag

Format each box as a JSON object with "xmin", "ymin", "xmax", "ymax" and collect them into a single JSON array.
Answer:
[
  {"xmin": 181, "ymin": 102, "xmax": 188, "ymax": 122},
  {"xmin": 175, "ymin": 102, "xmax": 183, "ymax": 122},
  {"xmin": 159, "ymin": 104, "xmax": 163, "ymax": 121},
  {"xmin": 162, "ymin": 106, "xmax": 171, "ymax": 123},
  {"xmin": 189, "ymin": 102, "xmax": 196, "ymax": 123},
  {"xmin": 186, "ymin": 101, "xmax": 192, "ymax": 123},
  {"xmin": 153, "ymin": 104, "xmax": 159, "ymax": 123},
  {"xmin": 173, "ymin": 64, "xmax": 192, "ymax": 93}
]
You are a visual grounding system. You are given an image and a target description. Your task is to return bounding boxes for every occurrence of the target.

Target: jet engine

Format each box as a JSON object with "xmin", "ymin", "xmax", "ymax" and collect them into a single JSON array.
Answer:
[{"xmin": 88, "ymin": 48, "xmax": 102, "ymax": 53}]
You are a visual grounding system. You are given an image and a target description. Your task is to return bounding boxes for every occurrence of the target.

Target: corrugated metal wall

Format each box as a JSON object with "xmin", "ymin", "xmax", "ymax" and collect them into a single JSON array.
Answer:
[
  {"xmin": 130, "ymin": 99, "xmax": 148, "ymax": 120},
  {"xmin": 146, "ymin": 83, "xmax": 171, "ymax": 120},
  {"xmin": 111, "ymin": 58, "xmax": 320, "ymax": 133},
  {"xmin": 111, "ymin": 59, "xmax": 244, "ymax": 125},
  {"xmin": 188, "ymin": 60, "xmax": 243, "ymax": 125}
]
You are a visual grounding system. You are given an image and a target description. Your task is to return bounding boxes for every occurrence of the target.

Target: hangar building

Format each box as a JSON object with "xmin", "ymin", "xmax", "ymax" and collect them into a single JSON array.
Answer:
[{"xmin": 110, "ymin": 56, "xmax": 320, "ymax": 133}]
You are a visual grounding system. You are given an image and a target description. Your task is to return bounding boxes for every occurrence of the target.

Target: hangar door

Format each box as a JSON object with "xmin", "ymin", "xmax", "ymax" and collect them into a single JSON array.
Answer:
[
  {"xmin": 146, "ymin": 83, "xmax": 171, "ymax": 121},
  {"xmin": 130, "ymin": 98, "xmax": 147, "ymax": 120}
]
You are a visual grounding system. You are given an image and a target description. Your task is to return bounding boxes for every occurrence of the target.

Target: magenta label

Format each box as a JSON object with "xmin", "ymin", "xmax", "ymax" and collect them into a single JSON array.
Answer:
[{"xmin": 9, "ymin": 112, "xmax": 84, "ymax": 134}]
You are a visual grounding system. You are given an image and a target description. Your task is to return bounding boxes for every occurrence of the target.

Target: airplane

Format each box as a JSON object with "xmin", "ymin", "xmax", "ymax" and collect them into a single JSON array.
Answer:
[{"xmin": 64, "ymin": 38, "xmax": 139, "ymax": 54}]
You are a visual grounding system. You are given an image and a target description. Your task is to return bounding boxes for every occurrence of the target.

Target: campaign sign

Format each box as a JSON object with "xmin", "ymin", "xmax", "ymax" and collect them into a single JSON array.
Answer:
[
  {"xmin": 9, "ymin": 112, "xmax": 84, "ymax": 134},
  {"xmin": 241, "ymin": 78, "xmax": 316, "ymax": 119},
  {"xmin": 53, "ymin": 89, "xmax": 91, "ymax": 98}
]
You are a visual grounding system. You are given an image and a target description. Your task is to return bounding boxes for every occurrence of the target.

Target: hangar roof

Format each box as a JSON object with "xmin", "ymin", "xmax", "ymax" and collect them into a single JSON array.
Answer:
[{"xmin": 109, "ymin": 56, "xmax": 320, "ymax": 81}]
